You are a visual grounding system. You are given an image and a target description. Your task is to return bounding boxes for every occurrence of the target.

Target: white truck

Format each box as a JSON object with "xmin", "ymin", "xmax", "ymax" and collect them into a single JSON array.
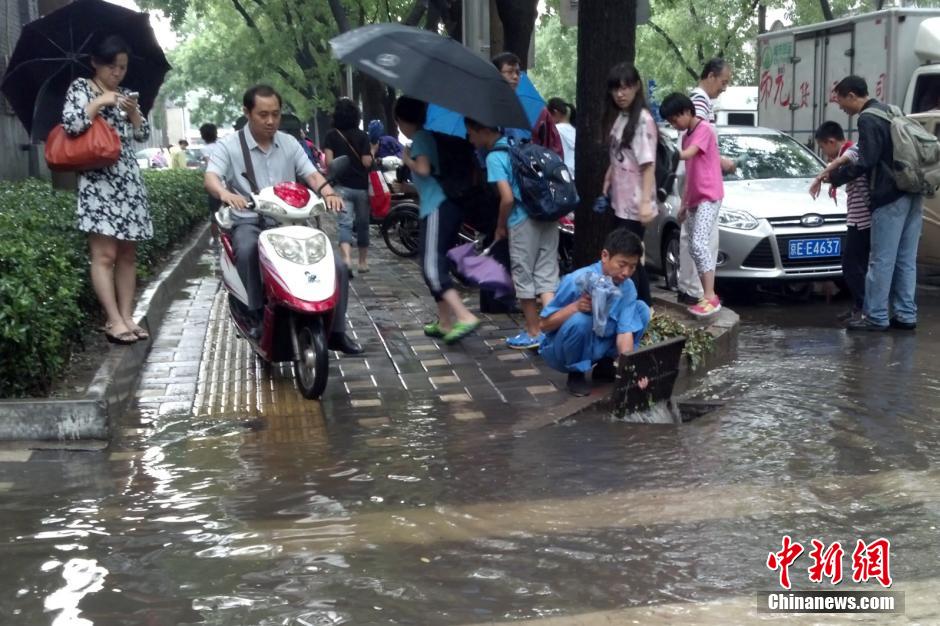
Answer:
[
  {"xmin": 713, "ymin": 86, "xmax": 758, "ymax": 126},
  {"xmin": 756, "ymin": 8, "xmax": 940, "ymax": 146},
  {"xmin": 757, "ymin": 8, "xmax": 940, "ymax": 272}
]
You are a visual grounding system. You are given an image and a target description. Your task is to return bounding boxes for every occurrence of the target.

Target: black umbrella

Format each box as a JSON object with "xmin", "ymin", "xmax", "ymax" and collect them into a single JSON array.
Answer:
[
  {"xmin": 0, "ymin": 0, "xmax": 171, "ymax": 142},
  {"xmin": 330, "ymin": 23, "xmax": 530, "ymax": 130}
]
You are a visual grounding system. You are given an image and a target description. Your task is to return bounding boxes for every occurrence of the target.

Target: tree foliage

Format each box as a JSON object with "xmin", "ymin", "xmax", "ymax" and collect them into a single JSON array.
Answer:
[
  {"xmin": 142, "ymin": 0, "xmax": 542, "ymax": 130},
  {"xmin": 528, "ymin": 9, "xmax": 577, "ymax": 105},
  {"xmin": 531, "ymin": 0, "xmax": 940, "ymax": 110}
]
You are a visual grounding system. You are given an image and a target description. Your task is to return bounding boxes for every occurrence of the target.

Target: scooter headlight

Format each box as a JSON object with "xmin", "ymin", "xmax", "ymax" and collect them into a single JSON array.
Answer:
[
  {"xmin": 717, "ymin": 208, "xmax": 760, "ymax": 230},
  {"xmin": 268, "ymin": 233, "xmax": 328, "ymax": 265}
]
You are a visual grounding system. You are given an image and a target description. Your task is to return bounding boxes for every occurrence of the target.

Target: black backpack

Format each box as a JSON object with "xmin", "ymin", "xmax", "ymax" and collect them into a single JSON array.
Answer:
[
  {"xmin": 431, "ymin": 131, "xmax": 478, "ymax": 203},
  {"xmin": 490, "ymin": 141, "xmax": 580, "ymax": 221},
  {"xmin": 654, "ymin": 132, "xmax": 680, "ymax": 202}
]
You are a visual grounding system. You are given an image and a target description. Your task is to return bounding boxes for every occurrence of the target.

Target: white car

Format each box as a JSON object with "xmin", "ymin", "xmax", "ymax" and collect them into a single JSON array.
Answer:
[
  {"xmin": 645, "ymin": 126, "xmax": 848, "ymax": 286},
  {"xmin": 135, "ymin": 148, "xmax": 166, "ymax": 170}
]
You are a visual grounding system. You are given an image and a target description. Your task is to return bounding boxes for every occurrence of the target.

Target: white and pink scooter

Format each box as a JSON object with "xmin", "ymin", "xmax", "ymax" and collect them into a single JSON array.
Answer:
[{"xmin": 215, "ymin": 165, "xmax": 347, "ymax": 400}]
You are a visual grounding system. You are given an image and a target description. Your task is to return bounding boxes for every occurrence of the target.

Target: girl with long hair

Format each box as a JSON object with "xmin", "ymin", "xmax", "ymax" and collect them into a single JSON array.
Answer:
[{"xmin": 601, "ymin": 62, "xmax": 658, "ymax": 306}]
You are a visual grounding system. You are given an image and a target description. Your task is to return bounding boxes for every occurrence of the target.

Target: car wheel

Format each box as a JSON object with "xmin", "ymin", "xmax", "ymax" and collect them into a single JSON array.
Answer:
[{"xmin": 662, "ymin": 228, "xmax": 680, "ymax": 291}]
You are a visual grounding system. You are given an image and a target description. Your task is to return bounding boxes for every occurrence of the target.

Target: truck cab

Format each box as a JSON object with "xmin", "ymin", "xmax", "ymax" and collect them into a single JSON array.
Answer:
[
  {"xmin": 904, "ymin": 18, "xmax": 940, "ymax": 113},
  {"xmin": 905, "ymin": 112, "xmax": 940, "ymax": 272}
]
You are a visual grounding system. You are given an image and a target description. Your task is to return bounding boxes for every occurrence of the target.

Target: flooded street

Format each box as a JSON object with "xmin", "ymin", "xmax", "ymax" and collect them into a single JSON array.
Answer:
[{"xmin": 3, "ymin": 271, "xmax": 940, "ymax": 624}]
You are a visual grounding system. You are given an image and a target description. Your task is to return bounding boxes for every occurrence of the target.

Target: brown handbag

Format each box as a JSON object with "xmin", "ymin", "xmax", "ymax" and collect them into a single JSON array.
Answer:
[{"xmin": 44, "ymin": 116, "xmax": 122, "ymax": 172}]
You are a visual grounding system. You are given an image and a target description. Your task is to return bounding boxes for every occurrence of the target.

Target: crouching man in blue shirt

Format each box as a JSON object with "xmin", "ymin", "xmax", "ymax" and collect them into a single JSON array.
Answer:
[{"xmin": 540, "ymin": 228, "xmax": 651, "ymax": 396}]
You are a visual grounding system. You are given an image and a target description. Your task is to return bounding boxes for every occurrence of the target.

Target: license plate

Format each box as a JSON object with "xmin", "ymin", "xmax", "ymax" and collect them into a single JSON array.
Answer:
[{"xmin": 788, "ymin": 237, "xmax": 842, "ymax": 258}]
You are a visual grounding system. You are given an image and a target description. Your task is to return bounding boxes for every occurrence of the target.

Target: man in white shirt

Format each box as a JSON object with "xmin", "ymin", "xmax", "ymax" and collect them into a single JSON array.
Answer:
[
  {"xmin": 205, "ymin": 84, "xmax": 362, "ymax": 354},
  {"xmin": 678, "ymin": 58, "xmax": 734, "ymax": 304}
]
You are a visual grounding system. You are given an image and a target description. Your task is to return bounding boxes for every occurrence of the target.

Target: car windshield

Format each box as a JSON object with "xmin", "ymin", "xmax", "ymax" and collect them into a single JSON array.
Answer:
[{"xmin": 718, "ymin": 133, "xmax": 822, "ymax": 180}]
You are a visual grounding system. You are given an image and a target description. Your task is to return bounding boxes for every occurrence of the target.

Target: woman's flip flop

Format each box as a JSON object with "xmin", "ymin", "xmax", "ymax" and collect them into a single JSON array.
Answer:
[{"xmin": 443, "ymin": 319, "xmax": 480, "ymax": 345}]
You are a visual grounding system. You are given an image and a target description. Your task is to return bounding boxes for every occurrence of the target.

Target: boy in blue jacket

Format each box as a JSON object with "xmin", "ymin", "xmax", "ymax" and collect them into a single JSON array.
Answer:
[{"xmin": 540, "ymin": 228, "xmax": 651, "ymax": 396}]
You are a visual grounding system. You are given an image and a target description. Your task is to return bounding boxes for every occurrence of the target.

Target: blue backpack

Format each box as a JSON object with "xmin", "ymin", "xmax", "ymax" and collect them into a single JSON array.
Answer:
[{"xmin": 491, "ymin": 141, "xmax": 579, "ymax": 221}]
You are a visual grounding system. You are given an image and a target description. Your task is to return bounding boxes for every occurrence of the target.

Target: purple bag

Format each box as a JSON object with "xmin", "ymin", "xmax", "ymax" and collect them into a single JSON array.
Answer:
[{"xmin": 447, "ymin": 242, "xmax": 514, "ymax": 298}]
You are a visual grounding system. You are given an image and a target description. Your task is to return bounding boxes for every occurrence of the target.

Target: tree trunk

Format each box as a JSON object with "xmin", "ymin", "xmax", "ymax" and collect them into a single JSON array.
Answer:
[
  {"xmin": 573, "ymin": 0, "xmax": 637, "ymax": 266},
  {"xmin": 359, "ymin": 73, "xmax": 388, "ymax": 130},
  {"xmin": 756, "ymin": 4, "xmax": 767, "ymax": 81},
  {"xmin": 494, "ymin": 0, "xmax": 539, "ymax": 68},
  {"xmin": 819, "ymin": 0, "xmax": 835, "ymax": 21},
  {"xmin": 442, "ymin": 0, "xmax": 463, "ymax": 41}
]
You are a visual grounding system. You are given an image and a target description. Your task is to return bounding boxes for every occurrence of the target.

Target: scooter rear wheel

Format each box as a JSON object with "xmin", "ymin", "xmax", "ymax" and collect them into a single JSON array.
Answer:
[{"xmin": 293, "ymin": 320, "xmax": 329, "ymax": 399}]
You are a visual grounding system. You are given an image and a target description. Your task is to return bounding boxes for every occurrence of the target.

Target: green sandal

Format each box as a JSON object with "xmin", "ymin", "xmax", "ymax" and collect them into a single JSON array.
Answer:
[
  {"xmin": 443, "ymin": 319, "xmax": 481, "ymax": 345},
  {"xmin": 423, "ymin": 321, "xmax": 447, "ymax": 338}
]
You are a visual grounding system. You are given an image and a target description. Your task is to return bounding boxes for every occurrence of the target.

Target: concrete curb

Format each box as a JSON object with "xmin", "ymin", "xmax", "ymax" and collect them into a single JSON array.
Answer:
[
  {"xmin": 650, "ymin": 288, "xmax": 740, "ymax": 398},
  {"xmin": 0, "ymin": 223, "xmax": 211, "ymax": 441},
  {"xmin": 543, "ymin": 288, "xmax": 740, "ymax": 426}
]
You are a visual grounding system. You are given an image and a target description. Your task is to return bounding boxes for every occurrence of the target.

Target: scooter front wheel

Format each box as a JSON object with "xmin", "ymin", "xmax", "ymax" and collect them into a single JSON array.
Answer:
[{"xmin": 293, "ymin": 320, "xmax": 329, "ymax": 400}]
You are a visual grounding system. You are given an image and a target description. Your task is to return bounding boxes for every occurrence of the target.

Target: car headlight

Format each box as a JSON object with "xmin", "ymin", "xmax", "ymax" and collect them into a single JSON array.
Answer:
[
  {"xmin": 718, "ymin": 208, "xmax": 759, "ymax": 230},
  {"xmin": 256, "ymin": 200, "xmax": 287, "ymax": 216},
  {"xmin": 268, "ymin": 233, "xmax": 328, "ymax": 265}
]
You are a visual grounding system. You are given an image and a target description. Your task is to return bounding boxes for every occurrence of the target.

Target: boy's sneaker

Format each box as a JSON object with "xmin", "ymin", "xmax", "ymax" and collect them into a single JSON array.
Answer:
[
  {"xmin": 688, "ymin": 297, "xmax": 721, "ymax": 318},
  {"xmin": 506, "ymin": 331, "xmax": 544, "ymax": 350},
  {"xmin": 566, "ymin": 371, "xmax": 592, "ymax": 397},
  {"xmin": 676, "ymin": 291, "xmax": 700, "ymax": 306},
  {"xmin": 592, "ymin": 357, "xmax": 618, "ymax": 382}
]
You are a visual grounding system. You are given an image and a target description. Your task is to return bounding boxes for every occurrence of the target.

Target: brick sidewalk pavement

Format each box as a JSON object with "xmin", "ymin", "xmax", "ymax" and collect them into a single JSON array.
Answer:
[{"xmin": 125, "ymin": 227, "xmax": 613, "ymax": 438}]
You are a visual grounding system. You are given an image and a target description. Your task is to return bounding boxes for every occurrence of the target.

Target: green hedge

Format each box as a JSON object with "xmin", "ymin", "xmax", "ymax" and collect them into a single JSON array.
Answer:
[{"xmin": 0, "ymin": 169, "xmax": 206, "ymax": 397}]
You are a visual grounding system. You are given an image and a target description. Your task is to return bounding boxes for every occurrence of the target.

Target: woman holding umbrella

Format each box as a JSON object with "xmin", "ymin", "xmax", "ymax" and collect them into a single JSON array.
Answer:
[{"xmin": 62, "ymin": 35, "xmax": 153, "ymax": 345}]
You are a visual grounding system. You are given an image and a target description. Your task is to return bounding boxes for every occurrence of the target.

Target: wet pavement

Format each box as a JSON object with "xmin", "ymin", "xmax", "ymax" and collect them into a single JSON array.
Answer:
[{"xmin": 2, "ymin": 233, "xmax": 940, "ymax": 624}]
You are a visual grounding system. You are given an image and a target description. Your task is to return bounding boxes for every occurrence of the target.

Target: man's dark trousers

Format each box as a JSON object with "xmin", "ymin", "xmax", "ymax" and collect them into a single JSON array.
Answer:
[{"xmin": 843, "ymin": 225, "xmax": 870, "ymax": 311}]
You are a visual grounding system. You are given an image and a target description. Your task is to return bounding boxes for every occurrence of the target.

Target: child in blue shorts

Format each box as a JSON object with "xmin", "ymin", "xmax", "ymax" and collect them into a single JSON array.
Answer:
[
  {"xmin": 540, "ymin": 228, "xmax": 651, "ymax": 396},
  {"xmin": 465, "ymin": 116, "xmax": 560, "ymax": 350}
]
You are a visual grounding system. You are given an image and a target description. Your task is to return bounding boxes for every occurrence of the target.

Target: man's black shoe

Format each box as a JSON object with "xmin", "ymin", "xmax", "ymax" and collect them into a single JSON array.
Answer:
[
  {"xmin": 592, "ymin": 357, "xmax": 618, "ymax": 382},
  {"xmin": 329, "ymin": 333, "xmax": 364, "ymax": 355},
  {"xmin": 676, "ymin": 291, "xmax": 700, "ymax": 305},
  {"xmin": 889, "ymin": 318, "xmax": 916, "ymax": 331},
  {"xmin": 566, "ymin": 371, "xmax": 592, "ymax": 397},
  {"xmin": 846, "ymin": 318, "xmax": 888, "ymax": 332}
]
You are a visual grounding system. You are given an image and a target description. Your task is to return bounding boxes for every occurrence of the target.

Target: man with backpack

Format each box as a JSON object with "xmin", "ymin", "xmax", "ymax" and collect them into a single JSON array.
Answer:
[
  {"xmin": 825, "ymin": 75, "xmax": 928, "ymax": 331},
  {"xmin": 466, "ymin": 117, "xmax": 577, "ymax": 350}
]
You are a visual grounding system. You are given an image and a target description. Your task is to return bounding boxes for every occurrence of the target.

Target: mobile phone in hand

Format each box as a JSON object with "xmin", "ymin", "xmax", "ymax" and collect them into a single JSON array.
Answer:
[{"xmin": 127, "ymin": 91, "xmax": 140, "ymax": 99}]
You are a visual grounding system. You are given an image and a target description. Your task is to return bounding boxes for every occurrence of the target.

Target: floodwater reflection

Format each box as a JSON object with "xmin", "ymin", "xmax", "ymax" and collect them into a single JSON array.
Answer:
[{"xmin": 1, "ymin": 294, "xmax": 940, "ymax": 623}]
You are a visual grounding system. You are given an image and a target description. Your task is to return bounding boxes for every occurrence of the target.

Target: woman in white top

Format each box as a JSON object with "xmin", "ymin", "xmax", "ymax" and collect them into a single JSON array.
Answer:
[{"xmin": 547, "ymin": 97, "xmax": 576, "ymax": 176}]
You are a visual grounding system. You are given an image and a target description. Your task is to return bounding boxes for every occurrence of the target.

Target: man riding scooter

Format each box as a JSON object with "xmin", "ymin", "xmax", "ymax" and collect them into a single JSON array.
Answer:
[{"xmin": 204, "ymin": 84, "xmax": 363, "ymax": 355}]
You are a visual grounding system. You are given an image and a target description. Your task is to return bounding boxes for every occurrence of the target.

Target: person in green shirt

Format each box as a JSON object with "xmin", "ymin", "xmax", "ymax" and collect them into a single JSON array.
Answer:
[{"xmin": 171, "ymin": 139, "xmax": 188, "ymax": 169}]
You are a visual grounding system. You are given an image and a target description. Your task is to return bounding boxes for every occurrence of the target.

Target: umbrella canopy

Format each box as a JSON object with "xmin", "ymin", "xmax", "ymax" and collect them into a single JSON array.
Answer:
[
  {"xmin": 425, "ymin": 72, "xmax": 545, "ymax": 139},
  {"xmin": 446, "ymin": 242, "xmax": 514, "ymax": 298},
  {"xmin": 330, "ymin": 23, "xmax": 530, "ymax": 130},
  {"xmin": 0, "ymin": 0, "xmax": 171, "ymax": 142}
]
